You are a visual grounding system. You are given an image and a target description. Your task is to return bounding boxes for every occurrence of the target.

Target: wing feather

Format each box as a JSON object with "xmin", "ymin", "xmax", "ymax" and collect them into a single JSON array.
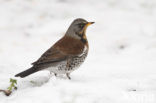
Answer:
[{"xmin": 32, "ymin": 36, "xmax": 85, "ymax": 67}]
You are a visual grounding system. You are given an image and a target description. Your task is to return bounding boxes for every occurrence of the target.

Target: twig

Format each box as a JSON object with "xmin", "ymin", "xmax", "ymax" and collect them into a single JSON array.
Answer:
[{"xmin": 0, "ymin": 89, "xmax": 12, "ymax": 96}]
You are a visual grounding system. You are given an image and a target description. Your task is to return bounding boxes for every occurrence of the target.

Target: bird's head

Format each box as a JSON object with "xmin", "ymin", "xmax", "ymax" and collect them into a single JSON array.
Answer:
[{"xmin": 66, "ymin": 18, "xmax": 94, "ymax": 42}]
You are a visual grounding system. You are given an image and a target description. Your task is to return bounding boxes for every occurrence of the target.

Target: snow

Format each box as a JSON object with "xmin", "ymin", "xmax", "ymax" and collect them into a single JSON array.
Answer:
[{"xmin": 0, "ymin": 0, "xmax": 156, "ymax": 103}]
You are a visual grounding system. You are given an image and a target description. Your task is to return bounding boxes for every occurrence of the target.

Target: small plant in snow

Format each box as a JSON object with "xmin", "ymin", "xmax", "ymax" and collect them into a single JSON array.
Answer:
[{"xmin": 0, "ymin": 78, "xmax": 17, "ymax": 96}]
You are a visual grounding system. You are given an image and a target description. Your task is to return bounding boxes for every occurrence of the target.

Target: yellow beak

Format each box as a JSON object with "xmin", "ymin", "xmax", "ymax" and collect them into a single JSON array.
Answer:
[
  {"xmin": 86, "ymin": 22, "xmax": 95, "ymax": 26},
  {"xmin": 80, "ymin": 22, "xmax": 94, "ymax": 34}
]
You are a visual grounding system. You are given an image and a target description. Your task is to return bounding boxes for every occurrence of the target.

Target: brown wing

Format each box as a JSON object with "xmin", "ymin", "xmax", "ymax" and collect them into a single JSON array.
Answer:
[
  {"xmin": 32, "ymin": 36, "xmax": 85, "ymax": 66},
  {"xmin": 32, "ymin": 47, "xmax": 68, "ymax": 65}
]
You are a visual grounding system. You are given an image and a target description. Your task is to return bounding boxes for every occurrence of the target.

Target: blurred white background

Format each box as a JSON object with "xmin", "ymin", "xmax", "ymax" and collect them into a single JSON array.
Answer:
[{"xmin": 0, "ymin": 0, "xmax": 156, "ymax": 103}]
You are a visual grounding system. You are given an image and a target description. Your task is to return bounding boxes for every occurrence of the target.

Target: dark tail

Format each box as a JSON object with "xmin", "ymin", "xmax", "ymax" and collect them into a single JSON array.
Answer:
[{"xmin": 15, "ymin": 67, "xmax": 38, "ymax": 78}]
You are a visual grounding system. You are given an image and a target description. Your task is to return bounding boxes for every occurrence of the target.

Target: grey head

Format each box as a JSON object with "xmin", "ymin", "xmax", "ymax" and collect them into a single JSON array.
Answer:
[{"xmin": 65, "ymin": 18, "xmax": 94, "ymax": 40}]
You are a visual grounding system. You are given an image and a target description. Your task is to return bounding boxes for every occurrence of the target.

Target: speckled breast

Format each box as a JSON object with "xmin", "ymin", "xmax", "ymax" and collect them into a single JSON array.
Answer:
[
  {"xmin": 47, "ymin": 46, "xmax": 88, "ymax": 74},
  {"xmin": 56, "ymin": 48, "xmax": 88, "ymax": 73},
  {"xmin": 66, "ymin": 49, "xmax": 88, "ymax": 72}
]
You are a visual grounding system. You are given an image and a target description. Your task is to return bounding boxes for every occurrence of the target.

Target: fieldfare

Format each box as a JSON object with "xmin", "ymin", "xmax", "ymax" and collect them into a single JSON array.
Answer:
[{"xmin": 15, "ymin": 18, "xmax": 94, "ymax": 79}]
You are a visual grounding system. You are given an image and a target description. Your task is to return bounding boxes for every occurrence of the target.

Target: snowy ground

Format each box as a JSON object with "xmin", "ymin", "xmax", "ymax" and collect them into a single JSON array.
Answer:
[{"xmin": 0, "ymin": 0, "xmax": 156, "ymax": 103}]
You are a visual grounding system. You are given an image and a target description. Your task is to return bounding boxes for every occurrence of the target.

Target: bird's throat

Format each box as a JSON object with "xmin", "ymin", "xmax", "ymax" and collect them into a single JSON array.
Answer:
[{"xmin": 75, "ymin": 32, "xmax": 87, "ymax": 43}]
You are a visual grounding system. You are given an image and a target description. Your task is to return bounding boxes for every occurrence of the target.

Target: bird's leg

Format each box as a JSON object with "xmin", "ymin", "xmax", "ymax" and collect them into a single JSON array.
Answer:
[
  {"xmin": 65, "ymin": 59, "xmax": 71, "ymax": 80},
  {"xmin": 66, "ymin": 73, "xmax": 71, "ymax": 80},
  {"xmin": 54, "ymin": 73, "xmax": 57, "ymax": 77}
]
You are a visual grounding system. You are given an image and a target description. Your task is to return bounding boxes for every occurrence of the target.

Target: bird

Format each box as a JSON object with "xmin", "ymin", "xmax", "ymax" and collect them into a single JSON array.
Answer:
[{"xmin": 15, "ymin": 18, "xmax": 94, "ymax": 79}]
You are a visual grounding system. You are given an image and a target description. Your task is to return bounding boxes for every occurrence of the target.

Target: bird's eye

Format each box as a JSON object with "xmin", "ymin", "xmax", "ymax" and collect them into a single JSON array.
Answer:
[{"xmin": 78, "ymin": 23, "xmax": 85, "ymax": 29}]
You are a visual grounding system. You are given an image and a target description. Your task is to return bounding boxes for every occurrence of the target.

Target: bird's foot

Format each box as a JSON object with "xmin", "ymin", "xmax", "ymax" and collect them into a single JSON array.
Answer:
[{"xmin": 66, "ymin": 73, "xmax": 71, "ymax": 80}]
